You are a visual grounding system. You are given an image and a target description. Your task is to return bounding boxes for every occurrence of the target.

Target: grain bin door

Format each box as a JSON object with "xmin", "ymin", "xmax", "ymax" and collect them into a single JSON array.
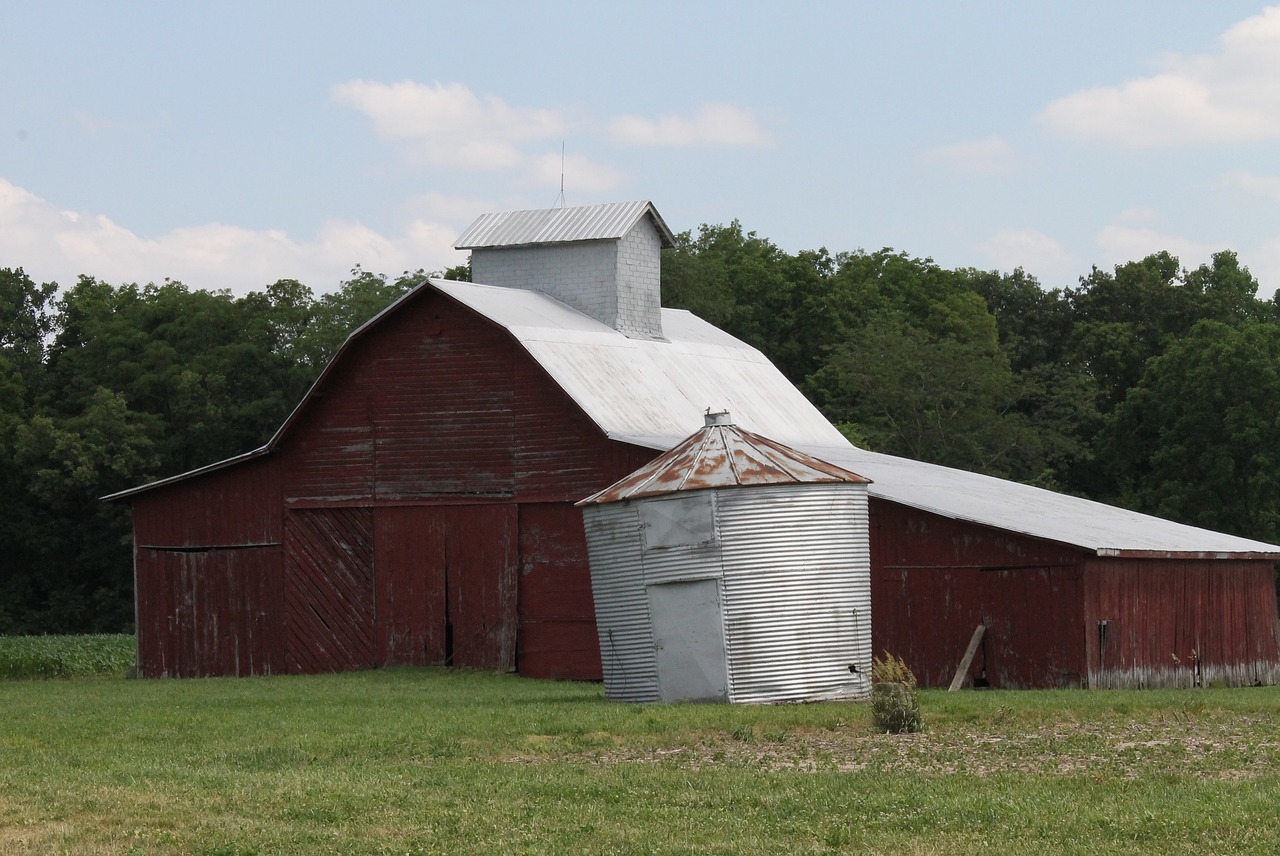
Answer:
[{"xmin": 647, "ymin": 579, "xmax": 729, "ymax": 703}]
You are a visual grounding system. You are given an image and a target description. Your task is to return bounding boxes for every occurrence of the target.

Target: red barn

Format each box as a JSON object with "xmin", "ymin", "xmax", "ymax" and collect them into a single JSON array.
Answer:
[{"xmin": 108, "ymin": 201, "xmax": 1280, "ymax": 688}]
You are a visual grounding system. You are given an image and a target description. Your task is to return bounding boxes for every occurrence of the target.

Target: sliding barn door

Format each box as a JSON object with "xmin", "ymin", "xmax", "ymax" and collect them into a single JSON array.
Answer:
[
  {"xmin": 375, "ymin": 505, "xmax": 518, "ymax": 671},
  {"xmin": 284, "ymin": 508, "xmax": 375, "ymax": 674}
]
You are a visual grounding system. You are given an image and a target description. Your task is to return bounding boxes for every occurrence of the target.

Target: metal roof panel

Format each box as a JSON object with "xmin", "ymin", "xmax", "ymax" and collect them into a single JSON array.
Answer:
[
  {"xmin": 579, "ymin": 417, "xmax": 871, "ymax": 504},
  {"xmin": 455, "ymin": 200, "xmax": 676, "ymax": 249}
]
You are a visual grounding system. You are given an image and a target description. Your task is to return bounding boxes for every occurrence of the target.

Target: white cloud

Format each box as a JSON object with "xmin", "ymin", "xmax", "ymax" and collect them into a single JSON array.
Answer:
[
  {"xmin": 1095, "ymin": 224, "xmax": 1220, "ymax": 268},
  {"xmin": 609, "ymin": 104, "xmax": 770, "ymax": 147},
  {"xmin": 0, "ymin": 177, "xmax": 464, "ymax": 296},
  {"xmin": 527, "ymin": 152, "xmax": 626, "ymax": 193},
  {"xmin": 332, "ymin": 80, "xmax": 567, "ymax": 170},
  {"xmin": 1224, "ymin": 170, "xmax": 1280, "ymax": 202},
  {"xmin": 978, "ymin": 229, "xmax": 1077, "ymax": 281},
  {"xmin": 1038, "ymin": 6, "xmax": 1280, "ymax": 146},
  {"xmin": 1251, "ymin": 234, "xmax": 1280, "ymax": 299},
  {"xmin": 920, "ymin": 136, "xmax": 1018, "ymax": 176}
]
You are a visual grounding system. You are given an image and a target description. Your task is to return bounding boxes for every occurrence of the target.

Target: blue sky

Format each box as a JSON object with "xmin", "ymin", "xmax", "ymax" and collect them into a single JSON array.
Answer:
[{"xmin": 4, "ymin": 2, "xmax": 1280, "ymax": 297}]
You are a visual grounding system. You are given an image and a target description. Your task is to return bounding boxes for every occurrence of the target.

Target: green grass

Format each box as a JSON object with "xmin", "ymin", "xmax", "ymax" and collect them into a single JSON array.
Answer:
[
  {"xmin": 0, "ymin": 634, "xmax": 135, "ymax": 679},
  {"xmin": 2, "ymin": 668, "xmax": 1279, "ymax": 854}
]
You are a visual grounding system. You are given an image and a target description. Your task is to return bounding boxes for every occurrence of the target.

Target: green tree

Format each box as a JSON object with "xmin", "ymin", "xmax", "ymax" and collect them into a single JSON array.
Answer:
[
  {"xmin": 806, "ymin": 251, "xmax": 1047, "ymax": 478},
  {"xmin": 1098, "ymin": 319, "xmax": 1280, "ymax": 541}
]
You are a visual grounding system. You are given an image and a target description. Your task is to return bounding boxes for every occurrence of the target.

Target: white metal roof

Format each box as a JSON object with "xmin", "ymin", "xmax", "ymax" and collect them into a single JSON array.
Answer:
[
  {"xmin": 436, "ymin": 278, "xmax": 1280, "ymax": 559},
  {"xmin": 455, "ymin": 200, "xmax": 677, "ymax": 250},
  {"xmin": 108, "ymin": 272, "xmax": 1280, "ymax": 558}
]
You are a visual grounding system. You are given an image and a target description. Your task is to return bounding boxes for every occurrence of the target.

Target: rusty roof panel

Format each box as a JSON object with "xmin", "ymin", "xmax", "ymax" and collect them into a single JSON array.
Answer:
[{"xmin": 579, "ymin": 416, "xmax": 870, "ymax": 505}]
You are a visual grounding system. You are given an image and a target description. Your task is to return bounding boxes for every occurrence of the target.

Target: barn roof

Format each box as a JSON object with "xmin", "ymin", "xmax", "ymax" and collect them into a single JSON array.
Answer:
[
  {"xmin": 577, "ymin": 412, "xmax": 871, "ymax": 505},
  {"xmin": 431, "ymin": 278, "xmax": 1280, "ymax": 559},
  {"xmin": 107, "ymin": 274, "xmax": 1280, "ymax": 559},
  {"xmin": 455, "ymin": 200, "xmax": 677, "ymax": 250}
]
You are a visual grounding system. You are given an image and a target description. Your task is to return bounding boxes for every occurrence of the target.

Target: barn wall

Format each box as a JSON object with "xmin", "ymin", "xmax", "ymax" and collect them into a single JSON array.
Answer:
[
  {"xmin": 133, "ymin": 455, "xmax": 282, "ymax": 548},
  {"xmin": 1083, "ymin": 557, "xmax": 1280, "ymax": 688},
  {"xmin": 370, "ymin": 299, "xmax": 516, "ymax": 500},
  {"xmin": 517, "ymin": 503, "xmax": 602, "ymax": 680},
  {"xmin": 128, "ymin": 284, "xmax": 665, "ymax": 679},
  {"xmin": 135, "ymin": 545, "xmax": 283, "ymax": 678},
  {"xmin": 870, "ymin": 500, "xmax": 1087, "ymax": 689}
]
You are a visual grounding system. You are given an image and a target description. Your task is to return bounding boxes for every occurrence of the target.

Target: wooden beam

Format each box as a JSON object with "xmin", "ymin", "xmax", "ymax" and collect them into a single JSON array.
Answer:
[{"xmin": 948, "ymin": 625, "xmax": 986, "ymax": 692}]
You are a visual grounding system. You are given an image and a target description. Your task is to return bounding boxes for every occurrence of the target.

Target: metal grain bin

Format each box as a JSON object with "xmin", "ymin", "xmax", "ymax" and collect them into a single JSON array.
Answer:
[{"xmin": 577, "ymin": 412, "xmax": 873, "ymax": 703}]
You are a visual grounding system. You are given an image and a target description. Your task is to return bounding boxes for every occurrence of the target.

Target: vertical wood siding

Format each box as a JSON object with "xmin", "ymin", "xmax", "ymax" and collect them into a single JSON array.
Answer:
[
  {"xmin": 133, "ymin": 456, "xmax": 282, "ymax": 548},
  {"xmin": 372, "ymin": 504, "xmax": 518, "ymax": 670},
  {"xmin": 443, "ymin": 504, "xmax": 518, "ymax": 670},
  {"xmin": 870, "ymin": 500, "xmax": 1087, "ymax": 688},
  {"xmin": 373, "ymin": 506, "xmax": 447, "ymax": 666},
  {"xmin": 517, "ymin": 503, "xmax": 602, "ymax": 679},
  {"xmin": 1084, "ymin": 558, "xmax": 1280, "ymax": 688},
  {"xmin": 284, "ymin": 508, "xmax": 375, "ymax": 673},
  {"xmin": 135, "ymin": 546, "xmax": 282, "ymax": 678}
]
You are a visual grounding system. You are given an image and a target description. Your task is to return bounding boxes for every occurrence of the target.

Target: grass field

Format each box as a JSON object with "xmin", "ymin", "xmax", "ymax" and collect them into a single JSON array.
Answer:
[{"xmin": 2, "ymin": 663, "xmax": 1280, "ymax": 854}]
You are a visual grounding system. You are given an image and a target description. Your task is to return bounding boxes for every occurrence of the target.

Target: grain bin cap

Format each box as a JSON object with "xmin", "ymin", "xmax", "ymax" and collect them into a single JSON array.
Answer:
[{"xmin": 577, "ymin": 410, "xmax": 871, "ymax": 505}]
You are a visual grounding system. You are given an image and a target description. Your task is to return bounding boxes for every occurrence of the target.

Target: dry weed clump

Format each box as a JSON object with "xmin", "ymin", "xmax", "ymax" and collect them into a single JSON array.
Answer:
[{"xmin": 871, "ymin": 652, "xmax": 922, "ymax": 734}]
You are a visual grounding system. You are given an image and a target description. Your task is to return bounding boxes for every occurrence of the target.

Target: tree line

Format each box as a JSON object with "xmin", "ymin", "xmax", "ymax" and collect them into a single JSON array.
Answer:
[{"xmin": 3, "ymin": 227, "xmax": 1278, "ymax": 634}]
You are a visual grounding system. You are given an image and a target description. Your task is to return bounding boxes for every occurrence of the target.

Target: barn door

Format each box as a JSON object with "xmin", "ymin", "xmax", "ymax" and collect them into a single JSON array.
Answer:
[
  {"xmin": 374, "ymin": 505, "xmax": 517, "ymax": 671},
  {"xmin": 284, "ymin": 508, "xmax": 375, "ymax": 674}
]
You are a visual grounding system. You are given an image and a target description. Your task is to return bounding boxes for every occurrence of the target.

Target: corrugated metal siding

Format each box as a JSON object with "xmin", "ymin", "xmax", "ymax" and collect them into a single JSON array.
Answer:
[
  {"xmin": 135, "ymin": 546, "xmax": 283, "ymax": 678},
  {"xmin": 1083, "ymin": 558, "xmax": 1280, "ymax": 688},
  {"xmin": 284, "ymin": 508, "xmax": 375, "ymax": 674},
  {"xmin": 517, "ymin": 503, "xmax": 601, "ymax": 679},
  {"xmin": 582, "ymin": 502, "xmax": 661, "ymax": 701},
  {"xmin": 455, "ymin": 200, "xmax": 673, "ymax": 249},
  {"xmin": 718, "ymin": 485, "xmax": 872, "ymax": 702}
]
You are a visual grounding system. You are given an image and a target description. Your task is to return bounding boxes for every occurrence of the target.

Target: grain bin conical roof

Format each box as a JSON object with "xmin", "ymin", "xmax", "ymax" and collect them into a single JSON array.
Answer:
[{"xmin": 578, "ymin": 411, "xmax": 870, "ymax": 505}]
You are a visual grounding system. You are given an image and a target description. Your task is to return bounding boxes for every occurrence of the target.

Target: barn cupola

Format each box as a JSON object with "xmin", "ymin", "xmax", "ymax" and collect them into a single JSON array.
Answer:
[{"xmin": 455, "ymin": 200, "xmax": 677, "ymax": 341}]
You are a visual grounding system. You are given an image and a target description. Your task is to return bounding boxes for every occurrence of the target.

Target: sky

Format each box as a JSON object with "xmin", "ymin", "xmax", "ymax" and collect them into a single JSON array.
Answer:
[{"xmin": 4, "ymin": 2, "xmax": 1280, "ymax": 299}]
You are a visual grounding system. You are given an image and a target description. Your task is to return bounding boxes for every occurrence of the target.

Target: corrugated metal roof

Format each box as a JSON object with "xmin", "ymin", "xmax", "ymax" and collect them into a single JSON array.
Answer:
[
  {"xmin": 108, "ymin": 272, "xmax": 1280, "ymax": 559},
  {"xmin": 454, "ymin": 200, "xmax": 676, "ymax": 250},
  {"xmin": 431, "ymin": 279, "xmax": 1280, "ymax": 558},
  {"xmin": 579, "ymin": 413, "xmax": 871, "ymax": 504}
]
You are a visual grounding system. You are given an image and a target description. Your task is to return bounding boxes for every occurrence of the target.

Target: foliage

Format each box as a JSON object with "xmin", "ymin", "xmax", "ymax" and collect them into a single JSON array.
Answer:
[
  {"xmin": 0, "ymin": 267, "xmax": 425, "ymax": 635},
  {"xmin": 870, "ymin": 652, "xmax": 923, "ymax": 734},
  {"xmin": 4, "ymin": 668, "xmax": 1280, "ymax": 854},
  {"xmin": 0, "ymin": 633, "xmax": 135, "ymax": 679},
  {"xmin": 4, "ymin": 227, "xmax": 1280, "ymax": 634}
]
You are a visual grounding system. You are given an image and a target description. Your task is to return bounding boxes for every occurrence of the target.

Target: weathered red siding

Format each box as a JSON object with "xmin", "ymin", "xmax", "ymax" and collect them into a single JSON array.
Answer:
[
  {"xmin": 128, "ymin": 282, "xmax": 1280, "ymax": 689},
  {"xmin": 870, "ymin": 500, "xmax": 1088, "ymax": 688},
  {"xmin": 133, "ymin": 456, "xmax": 282, "ymax": 548},
  {"xmin": 1083, "ymin": 558, "xmax": 1280, "ymax": 688},
  {"xmin": 371, "ymin": 302, "xmax": 516, "ymax": 500},
  {"xmin": 518, "ymin": 503, "xmax": 601, "ymax": 679},
  {"xmin": 284, "ymin": 507, "xmax": 375, "ymax": 674},
  {"xmin": 135, "ymin": 545, "xmax": 282, "ymax": 677}
]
